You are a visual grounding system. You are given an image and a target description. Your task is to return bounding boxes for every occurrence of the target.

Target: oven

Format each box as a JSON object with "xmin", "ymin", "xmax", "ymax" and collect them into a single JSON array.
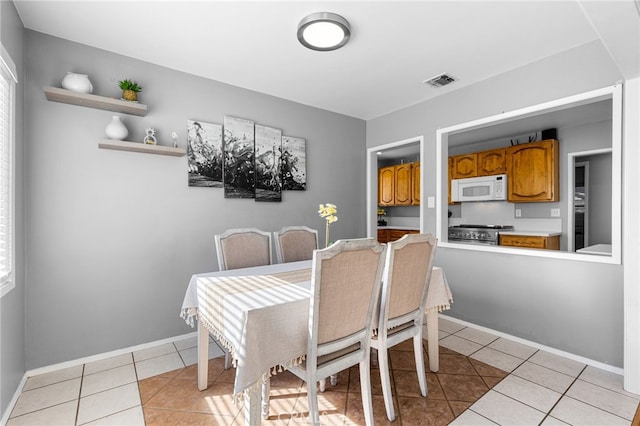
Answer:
[{"xmin": 447, "ymin": 224, "xmax": 514, "ymax": 246}]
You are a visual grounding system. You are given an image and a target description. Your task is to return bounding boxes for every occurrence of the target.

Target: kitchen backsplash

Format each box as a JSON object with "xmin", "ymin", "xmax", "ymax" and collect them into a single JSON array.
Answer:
[
  {"xmin": 448, "ymin": 201, "xmax": 562, "ymax": 232},
  {"xmin": 384, "ymin": 216, "xmax": 420, "ymax": 228}
]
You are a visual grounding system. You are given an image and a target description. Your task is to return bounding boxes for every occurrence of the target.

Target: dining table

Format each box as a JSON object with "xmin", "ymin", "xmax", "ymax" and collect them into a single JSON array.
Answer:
[{"xmin": 180, "ymin": 259, "xmax": 452, "ymax": 425}]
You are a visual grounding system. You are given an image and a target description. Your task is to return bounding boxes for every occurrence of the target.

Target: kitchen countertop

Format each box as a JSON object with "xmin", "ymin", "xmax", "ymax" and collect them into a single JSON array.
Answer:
[{"xmin": 499, "ymin": 230, "xmax": 562, "ymax": 237}]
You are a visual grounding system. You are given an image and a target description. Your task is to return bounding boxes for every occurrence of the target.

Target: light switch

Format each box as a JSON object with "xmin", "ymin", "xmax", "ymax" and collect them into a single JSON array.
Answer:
[
  {"xmin": 551, "ymin": 208, "xmax": 561, "ymax": 217},
  {"xmin": 427, "ymin": 196, "xmax": 435, "ymax": 208},
  {"xmin": 515, "ymin": 209, "xmax": 522, "ymax": 217}
]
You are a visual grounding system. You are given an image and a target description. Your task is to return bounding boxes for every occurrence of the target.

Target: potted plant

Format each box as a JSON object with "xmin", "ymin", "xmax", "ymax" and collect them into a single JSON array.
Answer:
[{"xmin": 118, "ymin": 79, "xmax": 142, "ymax": 102}]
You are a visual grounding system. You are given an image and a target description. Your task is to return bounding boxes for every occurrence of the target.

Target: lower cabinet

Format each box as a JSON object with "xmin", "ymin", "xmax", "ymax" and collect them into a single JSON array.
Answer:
[
  {"xmin": 377, "ymin": 228, "xmax": 419, "ymax": 243},
  {"xmin": 499, "ymin": 235, "xmax": 560, "ymax": 250}
]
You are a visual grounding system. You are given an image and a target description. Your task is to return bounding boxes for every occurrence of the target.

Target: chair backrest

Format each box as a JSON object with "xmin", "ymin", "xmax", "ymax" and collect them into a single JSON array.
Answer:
[
  {"xmin": 274, "ymin": 226, "xmax": 319, "ymax": 263},
  {"xmin": 379, "ymin": 233, "xmax": 438, "ymax": 331},
  {"xmin": 308, "ymin": 238, "xmax": 386, "ymax": 358},
  {"xmin": 214, "ymin": 228, "xmax": 273, "ymax": 271}
]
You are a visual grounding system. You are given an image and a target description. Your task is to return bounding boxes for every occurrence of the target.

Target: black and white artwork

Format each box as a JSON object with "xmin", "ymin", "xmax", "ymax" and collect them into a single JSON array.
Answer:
[
  {"xmin": 223, "ymin": 116, "xmax": 255, "ymax": 198},
  {"xmin": 254, "ymin": 125, "xmax": 282, "ymax": 202},
  {"xmin": 281, "ymin": 136, "xmax": 306, "ymax": 190},
  {"xmin": 187, "ymin": 120, "xmax": 223, "ymax": 187}
]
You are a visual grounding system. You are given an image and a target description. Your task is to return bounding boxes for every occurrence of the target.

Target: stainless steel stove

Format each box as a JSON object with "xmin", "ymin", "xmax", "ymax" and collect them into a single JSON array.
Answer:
[{"xmin": 448, "ymin": 224, "xmax": 514, "ymax": 246}]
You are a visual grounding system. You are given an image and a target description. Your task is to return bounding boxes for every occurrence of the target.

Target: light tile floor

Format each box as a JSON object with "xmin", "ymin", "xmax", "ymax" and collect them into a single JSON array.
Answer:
[{"xmin": 6, "ymin": 317, "xmax": 640, "ymax": 425}]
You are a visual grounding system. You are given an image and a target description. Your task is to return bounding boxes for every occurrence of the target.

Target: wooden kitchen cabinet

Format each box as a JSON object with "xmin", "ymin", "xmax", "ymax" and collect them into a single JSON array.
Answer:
[
  {"xmin": 378, "ymin": 228, "xmax": 419, "ymax": 243},
  {"xmin": 394, "ymin": 163, "xmax": 412, "ymax": 206},
  {"xmin": 378, "ymin": 166, "xmax": 395, "ymax": 206},
  {"xmin": 506, "ymin": 139, "xmax": 559, "ymax": 202},
  {"xmin": 378, "ymin": 162, "xmax": 420, "ymax": 206},
  {"xmin": 477, "ymin": 148, "xmax": 506, "ymax": 176},
  {"xmin": 411, "ymin": 161, "xmax": 420, "ymax": 206},
  {"xmin": 500, "ymin": 234, "xmax": 560, "ymax": 250},
  {"xmin": 451, "ymin": 153, "xmax": 477, "ymax": 179}
]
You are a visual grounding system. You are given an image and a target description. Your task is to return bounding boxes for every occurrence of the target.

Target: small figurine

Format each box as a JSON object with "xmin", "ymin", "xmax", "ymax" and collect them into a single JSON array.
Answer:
[
  {"xmin": 144, "ymin": 128, "xmax": 157, "ymax": 145},
  {"xmin": 171, "ymin": 132, "xmax": 179, "ymax": 148}
]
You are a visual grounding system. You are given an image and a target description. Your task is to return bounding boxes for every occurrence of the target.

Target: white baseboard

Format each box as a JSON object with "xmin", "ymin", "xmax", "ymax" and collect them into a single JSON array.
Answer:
[
  {"xmin": 25, "ymin": 331, "xmax": 197, "ymax": 378},
  {"xmin": 1, "ymin": 373, "xmax": 27, "ymax": 426},
  {"xmin": 440, "ymin": 314, "xmax": 624, "ymax": 376}
]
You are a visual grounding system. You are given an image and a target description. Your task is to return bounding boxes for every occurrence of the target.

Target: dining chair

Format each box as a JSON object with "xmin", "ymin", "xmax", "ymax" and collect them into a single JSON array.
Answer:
[
  {"xmin": 372, "ymin": 233, "xmax": 438, "ymax": 421},
  {"xmin": 214, "ymin": 227, "xmax": 273, "ymax": 271},
  {"xmin": 213, "ymin": 227, "xmax": 273, "ymax": 369},
  {"xmin": 287, "ymin": 238, "xmax": 386, "ymax": 426},
  {"xmin": 273, "ymin": 225, "xmax": 319, "ymax": 263}
]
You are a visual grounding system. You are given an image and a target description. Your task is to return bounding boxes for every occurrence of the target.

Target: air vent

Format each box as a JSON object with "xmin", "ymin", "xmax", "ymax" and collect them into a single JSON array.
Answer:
[{"xmin": 423, "ymin": 73, "xmax": 456, "ymax": 88}]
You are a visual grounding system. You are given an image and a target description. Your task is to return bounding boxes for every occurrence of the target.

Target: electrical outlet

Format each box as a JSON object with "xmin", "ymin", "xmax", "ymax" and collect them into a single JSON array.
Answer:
[
  {"xmin": 427, "ymin": 196, "xmax": 435, "ymax": 208},
  {"xmin": 551, "ymin": 208, "xmax": 561, "ymax": 217},
  {"xmin": 515, "ymin": 209, "xmax": 522, "ymax": 217}
]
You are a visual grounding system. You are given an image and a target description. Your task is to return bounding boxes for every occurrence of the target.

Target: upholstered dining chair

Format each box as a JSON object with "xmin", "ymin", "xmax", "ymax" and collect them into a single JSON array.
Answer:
[
  {"xmin": 371, "ymin": 233, "xmax": 437, "ymax": 421},
  {"xmin": 214, "ymin": 227, "xmax": 273, "ymax": 271},
  {"xmin": 213, "ymin": 227, "xmax": 273, "ymax": 369},
  {"xmin": 287, "ymin": 239, "xmax": 386, "ymax": 426},
  {"xmin": 274, "ymin": 226, "xmax": 319, "ymax": 263}
]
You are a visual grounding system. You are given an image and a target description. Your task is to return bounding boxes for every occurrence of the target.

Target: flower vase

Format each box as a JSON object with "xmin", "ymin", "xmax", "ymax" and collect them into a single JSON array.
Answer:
[
  {"xmin": 105, "ymin": 116, "xmax": 128, "ymax": 140},
  {"xmin": 61, "ymin": 72, "xmax": 93, "ymax": 94}
]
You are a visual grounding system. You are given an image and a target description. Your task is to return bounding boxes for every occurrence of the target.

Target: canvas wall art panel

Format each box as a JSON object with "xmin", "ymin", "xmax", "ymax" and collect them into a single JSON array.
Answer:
[
  {"xmin": 223, "ymin": 116, "xmax": 255, "ymax": 198},
  {"xmin": 281, "ymin": 136, "xmax": 306, "ymax": 190},
  {"xmin": 187, "ymin": 120, "xmax": 223, "ymax": 187},
  {"xmin": 255, "ymin": 125, "xmax": 282, "ymax": 202}
]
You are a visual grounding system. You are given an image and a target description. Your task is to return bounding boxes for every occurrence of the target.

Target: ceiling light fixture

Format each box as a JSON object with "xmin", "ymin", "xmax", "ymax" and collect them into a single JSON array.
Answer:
[{"xmin": 297, "ymin": 12, "xmax": 351, "ymax": 51}]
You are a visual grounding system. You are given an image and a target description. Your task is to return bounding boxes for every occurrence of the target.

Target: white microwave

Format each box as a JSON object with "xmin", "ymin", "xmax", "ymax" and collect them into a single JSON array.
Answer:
[{"xmin": 451, "ymin": 174, "xmax": 507, "ymax": 202}]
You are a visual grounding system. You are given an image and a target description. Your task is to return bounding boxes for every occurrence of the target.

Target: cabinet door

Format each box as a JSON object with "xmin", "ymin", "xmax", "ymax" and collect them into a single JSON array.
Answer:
[
  {"xmin": 394, "ymin": 164, "xmax": 412, "ymax": 205},
  {"xmin": 378, "ymin": 166, "xmax": 395, "ymax": 206},
  {"xmin": 500, "ymin": 235, "xmax": 560, "ymax": 250},
  {"xmin": 411, "ymin": 162, "xmax": 420, "ymax": 206},
  {"xmin": 506, "ymin": 139, "xmax": 559, "ymax": 202},
  {"xmin": 477, "ymin": 148, "xmax": 506, "ymax": 176},
  {"xmin": 452, "ymin": 153, "xmax": 477, "ymax": 179}
]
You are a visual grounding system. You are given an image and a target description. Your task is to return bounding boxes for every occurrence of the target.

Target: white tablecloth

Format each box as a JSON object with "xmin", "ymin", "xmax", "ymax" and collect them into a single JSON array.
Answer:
[{"xmin": 180, "ymin": 260, "xmax": 452, "ymax": 396}]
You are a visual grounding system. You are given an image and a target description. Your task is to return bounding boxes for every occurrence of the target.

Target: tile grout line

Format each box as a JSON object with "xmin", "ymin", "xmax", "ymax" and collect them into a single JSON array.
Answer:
[{"xmin": 74, "ymin": 364, "xmax": 85, "ymax": 426}]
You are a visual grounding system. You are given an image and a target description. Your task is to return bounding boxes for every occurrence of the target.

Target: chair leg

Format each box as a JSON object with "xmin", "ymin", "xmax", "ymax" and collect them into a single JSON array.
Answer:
[
  {"xmin": 261, "ymin": 379, "xmax": 270, "ymax": 419},
  {"xmin": 377, "ymin": 346, "xmax": 395, "ymax": 421},
  {"xmin": 224, "ymin": 350, "xmax": 232, "ymax": 370},
  {"xmin": 319, "ymin": 378, "xmax": 326, "ymax": 392},
  {"xmin": 359, "ymin": 355, "xmax": 375, "ymax": 426},
  {"xmin": 413, "ymin": 334, "xmax": 428, "ymax": 397},
  {"xmin": 307, "ymin": 379, "xmax": 320, "ymax": 426}
]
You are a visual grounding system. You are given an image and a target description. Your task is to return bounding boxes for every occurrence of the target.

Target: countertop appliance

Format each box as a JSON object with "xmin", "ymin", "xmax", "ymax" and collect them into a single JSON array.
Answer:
[
  {"xmin": 448, "ymin": 224, "xmax": 514, "ymax": 245},
  {"xmin": 451, "ymin": 174, "xmax": 507, "ymax": 202}
]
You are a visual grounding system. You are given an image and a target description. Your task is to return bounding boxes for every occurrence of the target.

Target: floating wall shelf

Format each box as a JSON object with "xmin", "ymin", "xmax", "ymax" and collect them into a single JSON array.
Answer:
[
  {"xmin": 44, "ymin": 86, "xmax": 148, "ymax": 116},
  {"xmin": 98, "ymin": 140, "xmax": 186, "ymax": 157}
]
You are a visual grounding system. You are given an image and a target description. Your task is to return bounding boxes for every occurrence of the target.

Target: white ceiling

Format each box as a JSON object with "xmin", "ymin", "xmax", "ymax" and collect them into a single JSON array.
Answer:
[{"xmin": 13, "ymin": 1, "xmax": 640, "ymax": 120}]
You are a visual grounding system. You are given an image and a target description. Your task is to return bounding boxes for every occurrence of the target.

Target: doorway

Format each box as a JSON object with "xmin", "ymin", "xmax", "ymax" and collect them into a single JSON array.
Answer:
[{"xmin": 366, "ymin": 136, "xmax": 424, "ymax": 238}]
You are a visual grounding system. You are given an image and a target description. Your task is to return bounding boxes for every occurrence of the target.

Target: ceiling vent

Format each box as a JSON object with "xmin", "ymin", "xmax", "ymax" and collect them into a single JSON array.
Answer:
[{"xmin": 423, "ymin": 73, "xmax": 456, "ymax": 88}]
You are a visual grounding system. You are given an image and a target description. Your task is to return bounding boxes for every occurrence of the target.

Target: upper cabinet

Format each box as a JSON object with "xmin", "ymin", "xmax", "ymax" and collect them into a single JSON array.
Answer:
[
  {"xmin": 477, "ymin": 148, "xmax": 506, "ymax": 176},
  {"xmin": 506, "ymin": 139, "xmax": 559, "ymax": 202},
  {"xmin": 394, "ymin": 163, "xmax": 412, "ymax": 206},
  {"xmin": 378, "ymin": 166, "xmax": 395, "ymax": 206},
  {"xmin": 411, "ymin": 162, "xmax": 420, "ymax": 206},
  {"xmin": 451, "ymin": 153, "xmax": 477, "ymax": 179},
  {"xmin": 378, "ymin": 162, "xmax": 420, "ymax": 206}
]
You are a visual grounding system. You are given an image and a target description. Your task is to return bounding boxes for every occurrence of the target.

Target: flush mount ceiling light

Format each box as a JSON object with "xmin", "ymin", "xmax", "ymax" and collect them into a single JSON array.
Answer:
[{"xmin": 297, "ymin": 12, "xmax": 351, "ymax": 51}]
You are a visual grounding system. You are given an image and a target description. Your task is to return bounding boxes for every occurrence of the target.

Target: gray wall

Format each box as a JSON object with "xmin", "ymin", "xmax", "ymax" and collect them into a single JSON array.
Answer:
[
  {"xmin": 583, "ymin": 152, "xmax": 612, "ymax": 245},
  {"xmin": 367, "ymin": 40, "xmax": 625, "ymax": 366},
  {"xmin": 24, "ymin": 31, "xmax": 366, "ymax": 369},
  {"xmin": 0, "ymin": 0, "xmax": 25, "ymax": 416}
]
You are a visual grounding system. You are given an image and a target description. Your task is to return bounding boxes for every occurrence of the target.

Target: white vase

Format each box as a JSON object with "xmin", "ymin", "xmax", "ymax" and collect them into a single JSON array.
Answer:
[
  {"xmin": 61, "ymin": 72, "xmax": 93, "ymax": 94},
  {"xmin": 105, "ymin": 116, "xmax": 128, "ymax": 140}
]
